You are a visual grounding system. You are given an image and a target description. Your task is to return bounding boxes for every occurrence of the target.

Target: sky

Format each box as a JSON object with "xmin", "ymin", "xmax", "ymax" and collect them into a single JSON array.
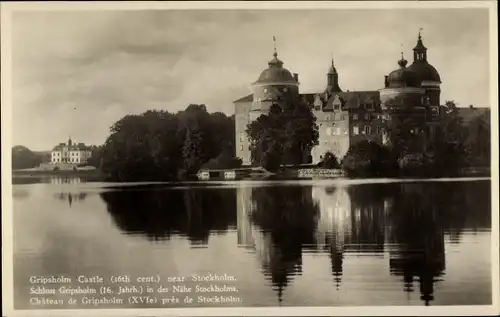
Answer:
[{"xmin": 9, "ymin": 7, "xmax": 491, "ymax": 151}]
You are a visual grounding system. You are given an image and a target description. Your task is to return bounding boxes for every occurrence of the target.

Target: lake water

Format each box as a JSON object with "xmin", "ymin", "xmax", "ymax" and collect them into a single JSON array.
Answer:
[{"xmin": 12, "ymin": 176, "xmax": 492, "ymax": 309}]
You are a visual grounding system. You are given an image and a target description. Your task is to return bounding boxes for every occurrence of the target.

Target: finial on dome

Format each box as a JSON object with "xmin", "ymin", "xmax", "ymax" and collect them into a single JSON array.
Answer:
[
  {"xmin": 398, "ymin": 52, "xmax": 408, "ymax": 68},
  {"xmin": 418, "ymin": 27, "xmax": 423, "ymax": 40},
  {"xmin": 273, "ymin": 36, "xmax": 277, "ymax": 57}
]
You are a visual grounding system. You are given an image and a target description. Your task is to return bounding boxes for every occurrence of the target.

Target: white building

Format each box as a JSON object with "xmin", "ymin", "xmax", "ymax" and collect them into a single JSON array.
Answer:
[{"xmin": 51, "ymin": 138, "xmax": 92, "ymax": 165}]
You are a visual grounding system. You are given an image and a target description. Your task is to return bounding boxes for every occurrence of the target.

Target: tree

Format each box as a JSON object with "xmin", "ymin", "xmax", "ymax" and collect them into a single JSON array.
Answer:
[
  {"xmin": 318, "ymin": 151, "xmax": 339, "ymax": 169},
  {"xmin": 86, "ymin": 145, "xmax": 104, "ymax": 168},
  {"xmin": 281, "ymin": 100, "xmax": 319, "ymax": 165},
  {"xmin": 342, "ymin": 140, "xmax": 398, "ymax": 177},
  {"xmin": 202, "ymin": 149, "xmax": 243, "ymax": 170},
  {"xmin": 182, "ymin": 124, "xmax": 206, "ymax": 175},
  {"xmin": 247, "ymin": 99, "xmax": 319, "ymax": 169},
  {"xmin": 384, "ymin": 107, "xmax": 427, "ymax": 159},
  {"xmin": 99, "ymin": 104, "xmax": 239, "ymax": 181},
  {"xmin": 12, "ymin": 146, "xmax": 42, "ymax": 170},
  {"xmin": 101, "ymin": 110, "xmax": 182, "ymax": 181},
  {"xmin": 427, "ymin": 100, "xmax": 469, "ymax": 175},
  {"xmin": 463, "ymin": 111, "xmax": 490, "ymax": 167}
]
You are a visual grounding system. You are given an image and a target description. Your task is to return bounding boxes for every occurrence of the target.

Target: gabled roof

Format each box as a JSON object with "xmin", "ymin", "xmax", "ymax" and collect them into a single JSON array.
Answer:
[
  {"xmin": 323, "ymin": 91, "xmax": 380, "ymax": 111},
  {"xmin": 233, "ymin": 94, "xmax": 253, "ymax": 103}
]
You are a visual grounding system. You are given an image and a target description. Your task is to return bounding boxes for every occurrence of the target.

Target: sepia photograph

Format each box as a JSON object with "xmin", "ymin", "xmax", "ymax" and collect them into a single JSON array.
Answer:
[{"xmin": 1, "ymin": 1, "xmax": 498, "ymax": 316}]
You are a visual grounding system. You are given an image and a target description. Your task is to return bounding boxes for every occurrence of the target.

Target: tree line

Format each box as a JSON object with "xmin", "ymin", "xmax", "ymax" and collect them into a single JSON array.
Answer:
[
  {"xmin": 97, "ymin": 104, "xmax": 240, "ymax": 181},
  {"xmin": 12, "ymin": 99, "xmax": 490, "ymax": 180}
]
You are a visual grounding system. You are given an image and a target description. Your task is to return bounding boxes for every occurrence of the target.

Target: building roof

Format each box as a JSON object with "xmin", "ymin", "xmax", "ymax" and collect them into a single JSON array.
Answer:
[
  {"xmin": 323, "ymin": 91, "xmax": 380, "ymax": 111},
  {"xmin": 52, "ymin": 142, "xmax": 89, "ymax": 151},
  {"xmin": 408, "ymin": 61, "xmax": 441, "ymax": 83},
  {"xmin": 387, "ymin": 56, "xmax": 421, "ymax": 88},
  {"xmin": 253, "ymin": 52, "xmax": 298, "ymax": 85},
  {"xmin": 233, "ymin": 94, "xmax": 253, "ymax": 103}
]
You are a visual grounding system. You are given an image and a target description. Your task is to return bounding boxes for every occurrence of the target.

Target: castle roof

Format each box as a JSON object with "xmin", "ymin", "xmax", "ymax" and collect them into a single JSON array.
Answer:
[
  {"xmin": 387, "ymin": 54, "xmax": 421, "ymax": 88},
  {"xmin": 323, "ymin": 91, "xmax": 380, "ymax": 111},
  {"xmin": 253, "ymin": 52, "xmax": 298, "ymax": 85}
]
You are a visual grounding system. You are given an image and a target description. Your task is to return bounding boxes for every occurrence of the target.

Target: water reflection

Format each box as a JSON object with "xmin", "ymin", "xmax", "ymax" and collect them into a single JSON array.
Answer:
[
  {"xmin": 54, "ymin": 192, "xmax": 88, "ymax": 207},
  {"xmin": 98, "ymin": 180, "xmax": 491, "ymax": 306},
  {"xmin": 248, "ymin": 186, "xmax": 319, "ymax": 304},
  {"xmin": 100, "ymin": 188, "xmax": 237, "ymax": 243}
]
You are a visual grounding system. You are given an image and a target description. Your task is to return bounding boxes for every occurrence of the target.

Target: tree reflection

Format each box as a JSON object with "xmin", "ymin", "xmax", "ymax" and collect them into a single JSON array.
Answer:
[
  {"xmin": 100, "ymin": 187, "xmax": 236, "ymax": 243},
  {"xmin": 248, "ymin": 186, "xmax": 319, "ymax": 304}
]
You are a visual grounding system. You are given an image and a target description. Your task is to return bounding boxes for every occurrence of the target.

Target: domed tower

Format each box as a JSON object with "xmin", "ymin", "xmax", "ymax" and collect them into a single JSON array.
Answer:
[
  {"xmin": 380, "ymin": 52, "xmax": 424, "ymax": 110},
  {"xmin": 249, "ymin": 41, "xmax": 300, "ymax": 121},
  {"xmin": 408, "ymin": 31, "xmax": 442, "ymax": 108},
  {"xmin": 325, "ymin": 58, "xmax": 342, "ymax": 96}
]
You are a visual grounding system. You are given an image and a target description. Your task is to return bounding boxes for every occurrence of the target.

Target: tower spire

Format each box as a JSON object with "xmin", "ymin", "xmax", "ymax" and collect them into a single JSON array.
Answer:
[{"xmin": 413, "ymin": 28, "xmax": 427, "ymax": 62}]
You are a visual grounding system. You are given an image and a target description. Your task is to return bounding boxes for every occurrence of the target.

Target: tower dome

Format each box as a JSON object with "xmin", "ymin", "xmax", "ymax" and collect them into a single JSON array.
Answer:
[
  {"xmin": 387, "ymin": 53, "xmax": 421, "ymax": 88},
  {"xmin": 253, "ymin": 52, "xmax": 298, "ymax": 85},
  {"xmin": 408, "ymin": 32, "xmax": 441, "ymax": 83}
]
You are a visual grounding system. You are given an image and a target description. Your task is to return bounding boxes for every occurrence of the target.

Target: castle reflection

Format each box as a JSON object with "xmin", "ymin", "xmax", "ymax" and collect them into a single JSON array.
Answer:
[
  {"xmin": 235, "ymin": 181, "xmax": 490, "ymax": 306},
  {"xmin": 98, "ymin": 180, "xmax": 490, "ymax": 306}
]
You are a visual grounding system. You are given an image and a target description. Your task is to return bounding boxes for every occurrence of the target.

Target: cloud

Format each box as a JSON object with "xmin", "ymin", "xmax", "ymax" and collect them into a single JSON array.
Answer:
[{"xmin": 9, "ymin": 8, "xmax": 490, "ymax": 150}]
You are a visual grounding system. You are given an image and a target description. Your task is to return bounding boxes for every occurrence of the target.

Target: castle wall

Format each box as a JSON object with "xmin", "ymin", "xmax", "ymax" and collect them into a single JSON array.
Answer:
[
  {"xmin": 234, "ymin": 101, "xmax": 253, "ymax": 165},
  {"xmin": 312, "ymin": 110, "xmax": 350, "ymax": 164},
  {"xmin": 251, "ymin": 83, "xmax": 300, "ymax": 113}
]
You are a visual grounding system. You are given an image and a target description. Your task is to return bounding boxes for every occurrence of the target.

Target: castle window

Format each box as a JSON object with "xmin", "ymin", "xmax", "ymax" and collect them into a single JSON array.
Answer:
[
  {"xmin": 344, "ymin": 129, "xmax": 349, "ymax": 135},
  {"xmin": 264, "ymin": 88, "xmax": 268, "ymax": 93},
  {"xmin": 240, "ymin": 133, "xmax": 245, "ymax": 142},
  {"xmin": 364, "ymin": 114, "xmax": 370, "ymax": 120},
  {"xmin": 353, "ymin": 114, "xmax": 358, "ymax": 120},
  {"xmin": 326, "ymin": 127, "xmax": 332, "ymax": 136},
  {"xmin": 377, "ymin": 126, "xmax": 382, "ymax": 135},
  {"xmin": 364, "ymin": 125, "xmax": 371, "ymax": 135},
  {"xmin": 283, "ymin": 87, "xmax": 288, "ymax": 92},
  {"xmin": 240, "ymin": 145, "xmax": 244, "ymax": 151},
  {"xmin": 336, "ymin": 127, "xmax": 341, "ymax": 135},
  {"xmin": 353, "ymin": 126, "xmax": 359, "ymax": 135},
  {"xmin": 366, "ymin": 102, "xmax": 374, "ymax": 110}
]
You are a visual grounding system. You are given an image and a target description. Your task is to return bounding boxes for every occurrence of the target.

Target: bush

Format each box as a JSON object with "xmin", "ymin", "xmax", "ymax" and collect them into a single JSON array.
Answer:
[
  {"xmin": 318, "ymin": 152, "xmax": 339, "ymax": 169},
  {"xmin": 398, "ymin": 153, "xmax": 433, "ymax": 177},
  {"xmin": 201, "ymin": 151, "xmax": 243, "ymax": 170},
  {"xmin": 342, "ymin": 140, "xmax": 398, "ymax": 177}
]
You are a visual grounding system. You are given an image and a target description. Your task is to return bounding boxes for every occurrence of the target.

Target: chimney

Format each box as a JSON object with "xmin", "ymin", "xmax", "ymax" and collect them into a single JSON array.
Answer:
[
  {"xmin": 293, "ymin": 73, "xmax": 299, "ymax": 83},
  {"xmin": 469, "ymin": 104, "xmax": 474, "ymax": 109},
  {"xmin": 384, "ymin": 75, "xmax": 389, "ymax": 88}
]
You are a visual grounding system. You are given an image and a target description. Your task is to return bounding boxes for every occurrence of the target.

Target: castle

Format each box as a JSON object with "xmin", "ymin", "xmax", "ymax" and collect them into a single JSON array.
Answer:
[{"xmin": 234, "ymin": 32, "xmax": 443, "ymax": 165}]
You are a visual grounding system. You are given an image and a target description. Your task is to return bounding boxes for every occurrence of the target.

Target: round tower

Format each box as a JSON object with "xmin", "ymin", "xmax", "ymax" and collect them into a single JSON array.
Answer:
[
  {"xmin": 249, "ymin": 41, "xmax": 299, "ymax": 121},
  {"xmin": 408, "ymin": 31, "xmax": 441, "ymax": 108}
]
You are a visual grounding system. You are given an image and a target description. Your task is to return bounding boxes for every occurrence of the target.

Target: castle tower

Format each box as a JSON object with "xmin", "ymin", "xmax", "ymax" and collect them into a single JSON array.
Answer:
[
  {"xmin": 408, "ymin": 30, "xmax": 442, "ymax": 109},
  {"xmin": 249, "ymin": 37, "xmax": 300, "ymax": 121},
  {"xmin": 325, "ymin": 57, "xmax": 342, "ymax": 95}
]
